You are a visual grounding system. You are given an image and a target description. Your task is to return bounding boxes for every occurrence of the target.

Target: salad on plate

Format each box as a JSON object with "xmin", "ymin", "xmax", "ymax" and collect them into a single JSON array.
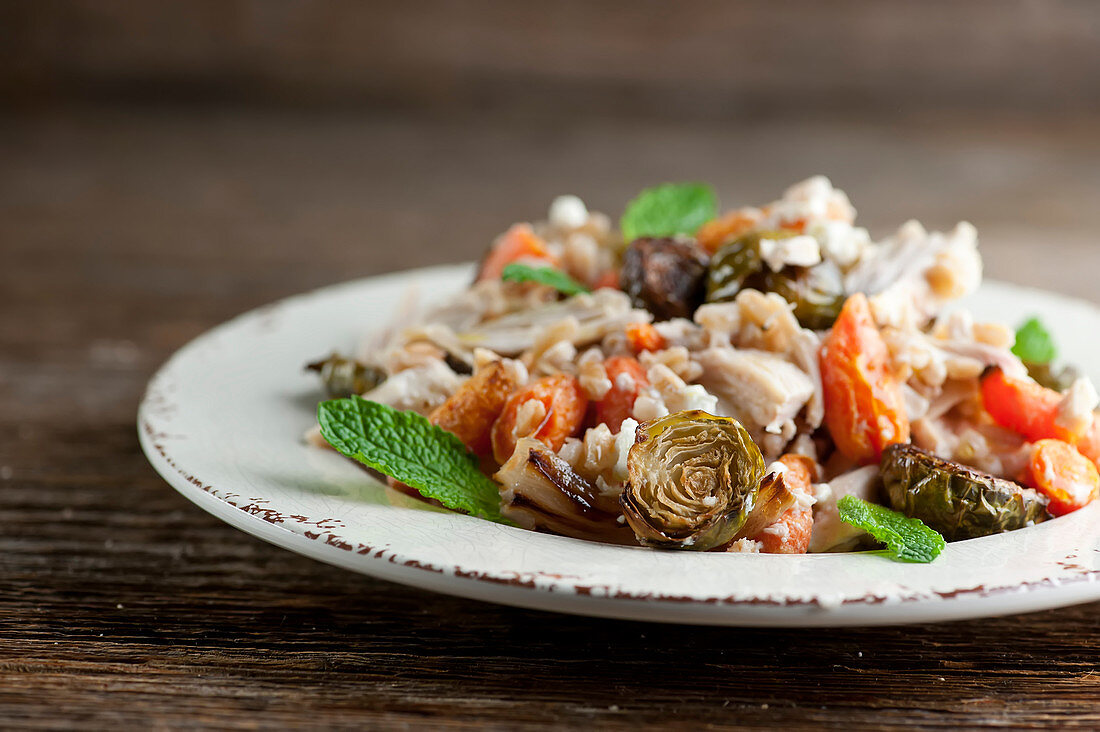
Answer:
[{"xmin": 305, "ymin": 177, "xmax": 1100, "ymax": 563}]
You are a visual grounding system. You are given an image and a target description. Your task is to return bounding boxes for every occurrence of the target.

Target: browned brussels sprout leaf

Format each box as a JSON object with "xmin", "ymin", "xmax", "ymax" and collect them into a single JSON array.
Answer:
[
  {"xmin": 620, "ymin": 237, "xmax": 709, "ymax": 321},
  {"xmin": 705, "ymin": 230, "xmax": 793, "ymax": 303},
  {"xmin": 306, "ymin": 353, "xmax": 386, "ymax": 398},
  {"xmin": 622, "ymin": 410, "xmax": 766, "ymax": 550},
  {"xmin": 880, "ymin": 443, "xmax": 1051, "ymax": 541}
]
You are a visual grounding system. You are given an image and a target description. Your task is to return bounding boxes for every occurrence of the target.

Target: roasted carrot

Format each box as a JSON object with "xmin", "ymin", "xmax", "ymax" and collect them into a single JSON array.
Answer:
[
  {"xmin": 624, "ymin": 322, "xmax": 666, "ymax": 354},
  {"xmin": 980, "ymin": 367, "xmax": 1100, "ymax": 465},
  {"xmin": 477, "ymin": 223, "xmax": 559, "ymax": 281},
  {"xmin": 1023, "ymin": 439, "xmax": 1100, "ymax": 516},
  {"xmin": 490, "ymin": 375, "xmax": 588, "ymax": 464},
  {"xmin": 594, "ymin": 356, "xmax": 649, "ymax": 432},
  {"xmin": 593, "ymin": 269, "xmax": 621, "ymax": 290},
  {"xmin": 819, "ymin": 293, "xmax": 910, "ymax": 464},
  {"xmin": 429, "ymin": 361, "xmax": 519, "ymax": 457},
  {"xmin": 695, "ymin": 209, "xmax": 762, "ymax": 254},
  {"xmin": 755, "ymin": 454, "xmax": 815, "ymax": 554}
]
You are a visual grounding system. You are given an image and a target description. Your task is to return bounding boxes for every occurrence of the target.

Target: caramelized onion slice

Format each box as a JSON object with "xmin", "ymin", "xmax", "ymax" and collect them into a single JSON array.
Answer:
[{"xmin": 495, "ymin": 438, "xmax": 635, "ymax": 545}]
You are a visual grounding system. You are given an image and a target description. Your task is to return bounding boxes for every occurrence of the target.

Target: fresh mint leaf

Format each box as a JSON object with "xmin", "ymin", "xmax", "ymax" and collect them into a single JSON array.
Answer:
[
  {"xmin": 620, "ymin": 182, "xmax": 717, "ymax": 242},
  {"xmin": 501, "ymin": 263, "xmax": 591, "ymax": 296},
  {"xmin": 837, "ymin": 495, "xmax": 945, "ymax": 563},
  {"xmin": 1011, "ymin": 317, "xmax": 1057, "ymax": 365},
  {"xmin": 318, "ymin": 397, "xmax": 505, "ymax": 522}
]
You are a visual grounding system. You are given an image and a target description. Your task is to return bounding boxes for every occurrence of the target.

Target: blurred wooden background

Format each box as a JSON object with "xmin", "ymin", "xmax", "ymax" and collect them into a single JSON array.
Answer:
[
  {"xmin": 5, "ymin": 1, "xmax": 1100, "ymax": 116},
  {"xmin": 4, "ymin": 3, "xmax": 1100, "ymax": 728}
]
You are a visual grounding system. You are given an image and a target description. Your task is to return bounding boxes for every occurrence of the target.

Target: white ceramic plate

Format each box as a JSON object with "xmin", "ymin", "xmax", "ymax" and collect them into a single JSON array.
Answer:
[{"xmin": 138, "ymin": 264, "xmax": 1100, "ymax": 626}]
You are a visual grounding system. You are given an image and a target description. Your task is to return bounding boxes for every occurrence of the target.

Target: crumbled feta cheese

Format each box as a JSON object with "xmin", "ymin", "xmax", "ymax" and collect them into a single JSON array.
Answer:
[
  {"xmin": 548, "ymin": 195, "xmax": 589, "ymax": 229},
  {"xmin": 1055, "ymin": 376, "xmax": 1100, "ymax": 437},
  {"xmin": 725, "ymin": 538, "xmax": 762, "ymax": 553},
  {"xmin": 611, "ymin": 418, "xmax": 638, "ymax": 482},
  {"xmin": 758, "ymin": 235, "xmax": 821, "ymax": 272},
  {"xmin": 701, "ymin": 495, "xmax": 718, "ymax": 507}
]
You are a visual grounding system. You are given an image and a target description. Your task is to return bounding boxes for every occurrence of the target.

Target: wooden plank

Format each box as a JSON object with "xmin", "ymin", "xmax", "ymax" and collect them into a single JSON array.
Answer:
[{"xmin": 2, "ymin": 106, "xmax": 1100, "ymax": 727}]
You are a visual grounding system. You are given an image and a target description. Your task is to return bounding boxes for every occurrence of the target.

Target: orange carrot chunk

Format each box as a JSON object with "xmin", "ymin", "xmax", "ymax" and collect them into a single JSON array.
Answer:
[
  {"xmin": 819, "ymin": 293, "xmax": 910, "ymax": 464},
  {"xmin": 755, "ymin": 454, "xmax": 815, "ymax": 554},
  {"xmin": 595, "ymin": 356, "xmax": 649, "ymax": 432},
  {"xmin": 1024, "ymin": 439, "xmax": 1100, "ymax": 516},
  {"xmin": 490, "ymin": 375, "xmax": 587, "ymax": 464},
  {"xmin": 477, "ymin": 224, "xmax": 559, "ymax": 282},
  {"xmin": 980, "ymin": 367, "xmax": 1097, "ymax": 451},
  {"xmin": 624, "ymin": 322, "xmax": 666, "ymax": 354}
]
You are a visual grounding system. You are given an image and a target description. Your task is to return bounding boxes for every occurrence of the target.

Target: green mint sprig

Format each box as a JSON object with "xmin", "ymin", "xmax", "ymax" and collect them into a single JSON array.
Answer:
[
  {"xmin": 838, "ymin": 495, "xmax": 945, "ymax": 563},
  {"xmin": 1011, "ymin": 317, "xmax": 1057, "ymax": 365},
  {"xmin": 318, "ymin": 397, "xmax": 506, "ymax": 522},
  {"xmin": 620, "ymin": 182, "xmax": 717, "ymax": 242},
  {"xmin": 501, "ymin": 263, "xmax": 591, "ymax": 296}
]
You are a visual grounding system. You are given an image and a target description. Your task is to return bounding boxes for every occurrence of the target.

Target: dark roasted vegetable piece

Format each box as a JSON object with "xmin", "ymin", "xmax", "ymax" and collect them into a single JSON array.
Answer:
[
  {"xmin": 495, "ymin": 437, "xmax": 636, "ymax": 545},
  {"xmin": 306, "ymin": 353, "xmax": 386, "ymax": 397},
  {"xmin": 705, "ymin": 230, "xmax": 793, "ymax": 303},
  {"xmin": 754, "ymin": 260, "xmax": 846, "ymax": 330},
  {"xmin": 880, "ymin": 443, "xmax": 1051, "ymax": 541},
  {"xmin": 1025, "ymin": 361, "xmax": 1079, "ymax": 393},
  {"xmin": 620, "ymin": 237, "xmax": 709, "ymax": 320},
  {"xmin": 621, "ymin": 410, "xmax": 766, "ymax": 550},
  {"xmin": 706, "ymin": 230, "xmax": 845, "ymax": 329}
]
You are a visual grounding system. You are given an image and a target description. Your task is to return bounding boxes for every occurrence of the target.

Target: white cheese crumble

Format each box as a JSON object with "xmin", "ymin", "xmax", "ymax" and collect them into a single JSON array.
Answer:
[
  {"xmin": 548, "ymin": 195, "xmax": 589, "ymax": 229},
  {"xmin": 758, "ymin": 235, "xmax": 822, "ymax": 272}
]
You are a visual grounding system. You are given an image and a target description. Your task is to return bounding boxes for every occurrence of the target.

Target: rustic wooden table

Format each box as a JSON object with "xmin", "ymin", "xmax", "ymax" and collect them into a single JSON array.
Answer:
[{"xmin": 4, "ymin": 106, "xmax": 1100, "ymax": 729}]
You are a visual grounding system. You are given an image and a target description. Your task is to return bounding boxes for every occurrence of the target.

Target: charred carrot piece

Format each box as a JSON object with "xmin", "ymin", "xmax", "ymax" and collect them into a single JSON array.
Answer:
[{"xmin": 819, "ymin": 293, "xmax": 909, "ymax": 464}]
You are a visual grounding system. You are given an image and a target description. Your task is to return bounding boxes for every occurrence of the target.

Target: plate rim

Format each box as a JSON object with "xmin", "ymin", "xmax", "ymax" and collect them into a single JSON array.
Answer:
[{"xmin": 137, "ymin": 265, "xmax": 1100, "ymax": 626}]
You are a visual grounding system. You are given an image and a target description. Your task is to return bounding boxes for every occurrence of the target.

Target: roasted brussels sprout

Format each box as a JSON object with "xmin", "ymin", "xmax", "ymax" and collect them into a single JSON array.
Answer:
[
  {"xmin": 306, "ymin": 353, "xmax": 386, "ymax": 398},
  {"xmin": 621, "ymin": 410, "xmax": 766, "ymax": 550},
  {"xmin": 880, "ymin": 443, "xmax": 1051, "ymax": 541},
  {"xmin": 620, "ymin": 237, "xmax": 709, "ymax": 321},
  {"xmin": 1025, "ymin": 361, "xmax": 1079, "ymax": 393},
  {"xmin": 755, "ymin": 260, "xmax": 845, "ymax": 330},
  {"xmin": 706, "ymin": 231, "xmax": 845, "ymax": 329},
  {"xmin": 705, "ymin": 231, "xmax": 777, "ymax": 302}
]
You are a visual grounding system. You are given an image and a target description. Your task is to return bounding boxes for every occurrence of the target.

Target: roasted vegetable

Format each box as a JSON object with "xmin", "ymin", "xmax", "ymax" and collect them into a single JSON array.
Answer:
[
  {"xmin": 820, "ymin": 293, "xmax": 909, "ymax": 464},
  {"xmin": 752, "ymin": 454, "xmax": 815, "ymax": 554},
  {"xmin": 705, "ymin": 231, "xmax": 773, "ymax": 303},
  {"xmin": 754, "ymin": 260, "xmax": 845, "ymax": 330},
  {"xmin": 621, "ymin": 410, "xmax": 766, "ymax": 550},
  {"xmin": 496, "ymin": 437, "xmax": 636, "ymax": 545},
  {"xmin": 306, "ymin": 353, "xmax": 386, "ymax": 398},
  {"xmin": 594, "ymin": 356, "xmax": 648, "ymax": 432},
  {"xmin": 1025, "ymin": 362, "xmax": 1079, "ymax": 393},
  {"xmin": 429, "ymin": 361, "xmax": 520, "ymax": 457},
  {"xmin": 1023, "ymin": 439, "xmax": 1100, "ymax": 516},
  {"xmin": 490, "ymin": 374, "xmax": 588, "ymax": 464},
  {"xmin": 705, "ymin": 230, "xmax": 844, "ymax": 329},
  {"xmin": 620, "ymin": 237, "xmax": 709, "ymax": 321},
  {"xmin": 880, "ymin": 443, "xmax": 1050, "ymax": 541},
  {"xmin": 981, "ymin": 367, "xmax": 1100, "ymax": 467},
  {"xmin": 477, "ymin": 223, "xmax": 559, "ymax": 281}
]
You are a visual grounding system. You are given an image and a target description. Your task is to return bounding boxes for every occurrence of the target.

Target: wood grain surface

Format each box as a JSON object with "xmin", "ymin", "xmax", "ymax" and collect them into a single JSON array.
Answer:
[{"xmin": 3, "ymin": 105, "xmax": 1100, "ymax": 729}]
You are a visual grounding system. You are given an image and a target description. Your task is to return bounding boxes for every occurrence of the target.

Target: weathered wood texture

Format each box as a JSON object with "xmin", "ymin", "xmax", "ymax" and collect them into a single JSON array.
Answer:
[
  {"xmin": 4, "ymin": 1, "xmax": 1100, "ymax": 116},
  {"xmin": 3, "ymin": 106, "xmax": 1100, "ymax": 729}
]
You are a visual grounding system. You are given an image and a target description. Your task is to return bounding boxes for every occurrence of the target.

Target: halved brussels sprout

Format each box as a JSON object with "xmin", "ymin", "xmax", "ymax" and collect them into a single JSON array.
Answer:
[
  {"xmin": 621, "ymin": 410, "xmax": 766, "ymax": 550},
  {"xmin": 881, "ymin": 443, "xmax": 1051, "ymax": 541},
  {"xmin": 306, "ymin": 353, "xmax": 386, "ymax": 398},
  {"xmin": 706, "ymin": 231, "xmax": 845, "ymax": 329}
]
